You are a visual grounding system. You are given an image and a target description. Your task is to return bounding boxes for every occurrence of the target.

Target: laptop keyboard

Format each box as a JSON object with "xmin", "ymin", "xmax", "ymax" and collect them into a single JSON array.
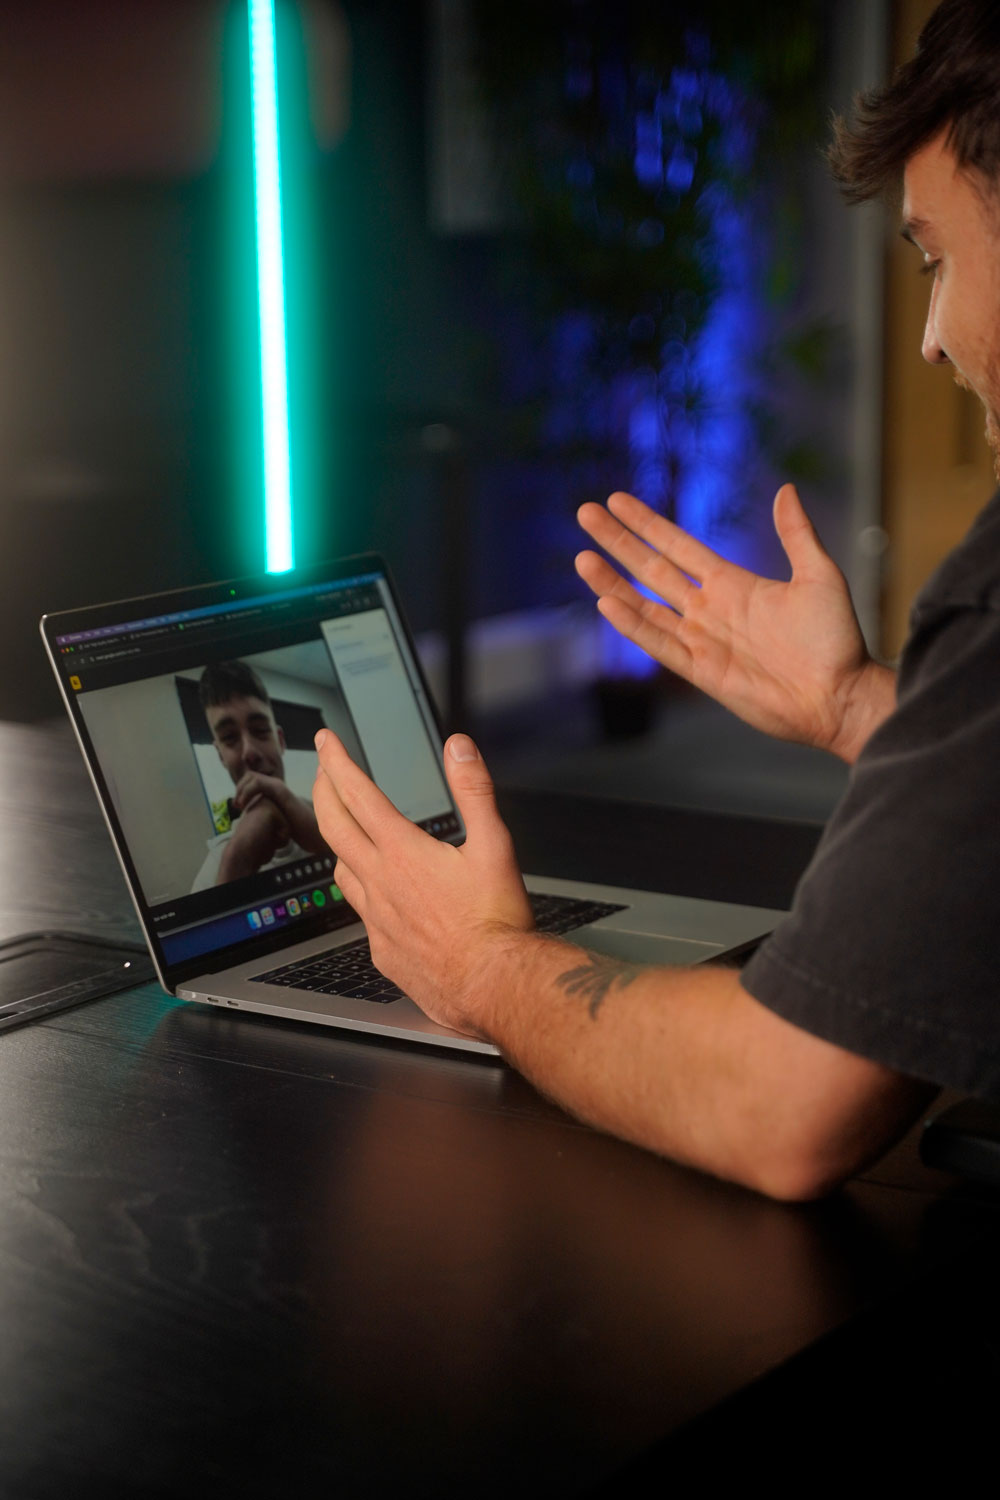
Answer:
[
  {"xmin": 248, "ymin": 892, "xmax": 627, "ymax": 1005},
  {"xmin": 527, "ymin": 892, "xmax": 625, "ymax": 934}
]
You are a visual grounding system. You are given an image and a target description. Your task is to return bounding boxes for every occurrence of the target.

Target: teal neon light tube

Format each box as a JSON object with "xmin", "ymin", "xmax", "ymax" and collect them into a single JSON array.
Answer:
[{"xmin": 249, "ymin": 0, "xmax": 294, "ymax": 572}]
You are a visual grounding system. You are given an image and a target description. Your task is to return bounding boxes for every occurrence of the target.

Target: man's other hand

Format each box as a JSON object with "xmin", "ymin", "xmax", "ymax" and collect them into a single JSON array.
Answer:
[
  {"xmin": 576, "ymin": 485, "xmax": 895, "ymax": 763},
  {"xmin": 313, "ymin": 729, "xmax": 534, "ymax": 1036}
]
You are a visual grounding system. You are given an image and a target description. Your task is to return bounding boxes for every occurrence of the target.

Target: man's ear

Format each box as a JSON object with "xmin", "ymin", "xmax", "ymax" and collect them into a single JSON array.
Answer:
[
  {"xmin": 277, "ymin": 725, "xmax": 286, "ymax": 753},
  {"xmin": 214, "ymin": 742, "xmax": 223, "ymax": 763}
]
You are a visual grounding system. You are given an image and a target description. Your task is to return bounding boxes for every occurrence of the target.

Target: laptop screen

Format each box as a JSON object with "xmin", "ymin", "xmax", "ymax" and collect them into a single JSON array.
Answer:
[{"xmin": 42, "ymin": 557, "xmax": 461, "ymax": 986}]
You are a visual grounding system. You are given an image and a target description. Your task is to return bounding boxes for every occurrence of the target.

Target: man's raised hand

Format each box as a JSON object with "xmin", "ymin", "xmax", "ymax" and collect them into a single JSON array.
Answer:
[
  {"xmin": 313, "ymin": 730, "xmax": 534, "ymax": 1035},
  {"xmin": 576, "ymin": 484, "xmax": 894, "ymax": 763}
]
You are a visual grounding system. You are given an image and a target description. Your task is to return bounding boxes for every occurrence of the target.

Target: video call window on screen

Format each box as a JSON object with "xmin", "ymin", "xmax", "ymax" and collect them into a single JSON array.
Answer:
[
  {"xmin": 77, "ymin": 639, "xmax": 367, "ymax": 908},
  {"xmin": 72, "ymin": 583, "xmax": 456, "ymax": 936}
]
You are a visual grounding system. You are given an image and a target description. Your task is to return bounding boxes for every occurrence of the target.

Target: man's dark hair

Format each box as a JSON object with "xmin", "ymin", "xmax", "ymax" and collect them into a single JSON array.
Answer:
[
  {"xmin": 198, "ymin": 660, "xmax": 271, "ymax": 712},
  {"xmin": 829, "ymin": 0, "xmax": 1000, "ymax": 203}
]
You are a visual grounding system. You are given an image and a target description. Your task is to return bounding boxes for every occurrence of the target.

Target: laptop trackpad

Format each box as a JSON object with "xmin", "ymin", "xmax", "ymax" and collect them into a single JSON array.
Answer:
[{"xmin": 573, "ymin": 928, "xmax": 725, "ymax": 966}]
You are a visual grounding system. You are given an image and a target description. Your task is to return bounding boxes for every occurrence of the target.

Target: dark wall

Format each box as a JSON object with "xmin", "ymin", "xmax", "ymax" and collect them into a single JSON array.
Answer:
[
  {"xmin": 0, "ymin": 0, "xmax": 527, "ymax": 719},
  {"xmin": 0, "ymin": 0, "xmax": 858, "ymax": 723}
]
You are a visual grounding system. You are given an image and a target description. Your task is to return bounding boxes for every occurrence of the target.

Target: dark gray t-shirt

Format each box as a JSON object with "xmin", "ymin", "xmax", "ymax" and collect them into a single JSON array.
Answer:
[{"xmin": 741, "ymin": 488, "xmax": 1000, "ymax": 1099}]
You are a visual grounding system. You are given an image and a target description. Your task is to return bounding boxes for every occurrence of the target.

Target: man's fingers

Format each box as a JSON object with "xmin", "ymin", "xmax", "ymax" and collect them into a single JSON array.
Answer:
[
  {"xmin": 312, "ymin": 735, "xmax": 376, "ymax": 865},
  {"xmin": 772, "ymin": 483, "xmax": 829, "ymax": 578},
  {"xmin": 443, "ymin": 735, "xmax": 533, "ymax": 929},
  {"xmin": 575, "ymin": 548, "xmax": 647, "ymax": 606},
  {"xmin": 313, "ymin": 772, "xmax": 370, "ymax": 868},
  {"xmin": 443, "ymin": 733, "xmax": 522, "ymax": 868},
  {"xmin": 442, "ymin": 734, "xmax": 509, "ymax": 847},
  {"xmin": 577, "ymin": 549, "xmax": 693, "ymax": 664},
  {"xmin": 333, "ymin": 857, "xmax": 365, "ymax": 915},
  {"xmin": 604, "ymin": 491, "xmax": 722, "ymax": 582},
  {"xmin": 577, "ymin": 501, "xmax": 699, "ymax": 610},
  {"xmin": 314, "ymin": 729, "xmax": 411, "ymax": 844},
  {"xmin": 596, "ymin": 596, "xmax": 693, "ymax": 678}
]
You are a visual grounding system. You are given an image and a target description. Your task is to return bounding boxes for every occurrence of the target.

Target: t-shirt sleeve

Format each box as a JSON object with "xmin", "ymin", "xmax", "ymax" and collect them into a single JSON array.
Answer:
[{"xmin": 740, "ymin": 594, "xmax": 1000, "ymax": 1100}]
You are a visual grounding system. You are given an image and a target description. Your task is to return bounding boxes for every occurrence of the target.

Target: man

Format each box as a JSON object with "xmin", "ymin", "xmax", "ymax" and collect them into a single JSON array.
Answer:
[
  {"xmin": 312, "ymin": 0, "xmax": 1000, "ymax": 1198},
  {"xmin": 193, "ymin": 660, "xmax": 324, "ymax": 889}
]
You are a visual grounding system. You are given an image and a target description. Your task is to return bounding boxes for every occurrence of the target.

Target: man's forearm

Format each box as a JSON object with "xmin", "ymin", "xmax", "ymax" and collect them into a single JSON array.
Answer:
[
  {"xmin": 311, "ymin": 726, "xmax": 930, "ymax": 1201},
  {"xmin": 472, "ymin": 936, "xmax": 741, "ymax": 1172},
  {"xmin": 459, "ymin": 929, "xmax": 929, "ymax": 1200}
]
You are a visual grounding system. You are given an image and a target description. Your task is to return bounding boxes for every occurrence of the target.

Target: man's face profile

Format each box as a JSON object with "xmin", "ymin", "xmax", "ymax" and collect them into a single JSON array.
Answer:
[
  {"xmin": 206, "ymin": 695, "xmax": 286, "ymax": 784},
  {"xmin": 904, "ymin": 132, "xmax": 1000, "ymax": 474}
]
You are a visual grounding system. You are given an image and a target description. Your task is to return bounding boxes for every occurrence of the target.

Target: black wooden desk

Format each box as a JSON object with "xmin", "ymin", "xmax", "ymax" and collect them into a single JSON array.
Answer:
[{"xmin": 1, "ymin": 720, "xmax": 997, "ymax": 1496}]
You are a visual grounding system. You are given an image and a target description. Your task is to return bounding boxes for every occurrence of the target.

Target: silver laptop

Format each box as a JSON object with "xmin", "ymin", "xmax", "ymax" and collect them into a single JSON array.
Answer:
[{"xmin": 41, "ymin": 556, "xmax": 782, "ymax": 1056}]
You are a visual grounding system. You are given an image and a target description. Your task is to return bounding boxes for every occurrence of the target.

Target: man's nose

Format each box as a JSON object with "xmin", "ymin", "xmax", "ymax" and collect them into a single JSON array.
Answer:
[
  {"xmin": 921, "ymin": 283, "xmax": 949, "ymax": 365},
  {"xmin": 242, "ymin": 733, "xmax": 263, "ymax": 766}
]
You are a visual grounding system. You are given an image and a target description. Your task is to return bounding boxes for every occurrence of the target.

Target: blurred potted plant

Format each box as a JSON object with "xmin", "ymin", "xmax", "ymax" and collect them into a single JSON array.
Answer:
[{"xmin": 466, "ymin": 0, "xmax": 836, "ymax": 736}]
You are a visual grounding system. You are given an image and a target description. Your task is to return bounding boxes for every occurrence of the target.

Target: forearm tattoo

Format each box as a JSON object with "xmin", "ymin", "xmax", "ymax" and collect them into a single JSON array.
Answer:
[{"xmin": 555, "ymin": 952, "xmax": 643, "ymax": 1019}]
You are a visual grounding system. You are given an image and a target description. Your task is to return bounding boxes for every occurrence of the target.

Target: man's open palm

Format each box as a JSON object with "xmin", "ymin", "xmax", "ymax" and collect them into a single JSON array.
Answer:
[{"xmin": 576, "ymin": 484, "xmax": 892, "ymax": 763}]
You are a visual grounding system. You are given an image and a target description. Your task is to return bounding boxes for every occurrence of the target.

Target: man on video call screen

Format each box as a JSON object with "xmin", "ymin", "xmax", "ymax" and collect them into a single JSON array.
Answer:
[{"xmin": 191, "ymin": 659, "xmax": 325, "ymax": 891}]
